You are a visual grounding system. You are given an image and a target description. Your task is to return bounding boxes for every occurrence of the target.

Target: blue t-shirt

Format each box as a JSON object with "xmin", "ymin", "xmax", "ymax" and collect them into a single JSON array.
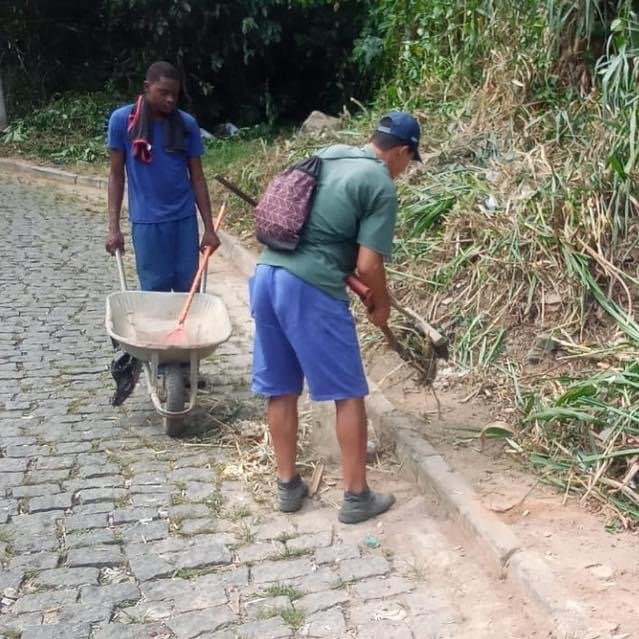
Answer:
[{"xmin": 106, "ymin": 104, "xmax": 204, "ymax": 223}]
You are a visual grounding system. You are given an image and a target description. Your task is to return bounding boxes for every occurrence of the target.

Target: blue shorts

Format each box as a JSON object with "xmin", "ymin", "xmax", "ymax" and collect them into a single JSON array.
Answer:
[
  {"xmin": 249, "ymin": 265, "xmax": 369, "ymax": 401},
  {"xmin": 131, "ymin": 216, "xmax": 199, "ymax": 292}
]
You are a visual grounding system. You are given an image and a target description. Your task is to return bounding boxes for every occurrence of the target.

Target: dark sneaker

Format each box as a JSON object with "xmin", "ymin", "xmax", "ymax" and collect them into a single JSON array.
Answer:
[
  {"xmin": 277, "ymin": 474, "xmax": 309, "ymax": 513},
  {"xmin": 338, "ymin": 488, "xmax": 396, "ymax": 524},
  {"xmin": 110, "ymin": 352, "xmax": 141, "ymax": 407}
]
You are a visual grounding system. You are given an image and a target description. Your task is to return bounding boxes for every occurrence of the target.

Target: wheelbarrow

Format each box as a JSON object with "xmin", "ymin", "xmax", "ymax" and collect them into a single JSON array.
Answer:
[{"xmin": 105, "ymin": 251, "xmax": 232, "ymax": 436}]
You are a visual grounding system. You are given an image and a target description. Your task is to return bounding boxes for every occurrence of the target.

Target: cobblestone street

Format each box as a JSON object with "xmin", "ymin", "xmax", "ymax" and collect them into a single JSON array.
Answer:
[{"xmin": 0, "ymin": 176, "xmax": 546, "ymax": 639}]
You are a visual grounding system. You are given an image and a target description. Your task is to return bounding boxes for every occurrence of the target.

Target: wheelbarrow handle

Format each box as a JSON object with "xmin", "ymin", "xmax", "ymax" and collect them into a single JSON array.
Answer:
[{"xmin": 115, "ymin": 249, "xmax": 128, "ymax": 292}]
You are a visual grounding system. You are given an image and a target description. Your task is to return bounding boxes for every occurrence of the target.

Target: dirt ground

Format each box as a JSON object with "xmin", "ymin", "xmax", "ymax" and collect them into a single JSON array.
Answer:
[{"xmin": 365, "ymin": 347, "xmax": 638, "ymax": 638}]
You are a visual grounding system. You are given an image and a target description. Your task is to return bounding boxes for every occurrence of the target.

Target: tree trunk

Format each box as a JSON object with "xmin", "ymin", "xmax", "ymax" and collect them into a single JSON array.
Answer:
[{"xmin": 0, "ymin": 73, "xmax": 7, "ymax": 131}]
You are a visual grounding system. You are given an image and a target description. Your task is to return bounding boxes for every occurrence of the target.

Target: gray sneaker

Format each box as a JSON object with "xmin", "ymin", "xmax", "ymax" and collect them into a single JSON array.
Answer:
[
  {"xmin": 338, "ymin": 488, "xmax": 395, "ymax": 524},
  {"xmin": 277, "ymin": 475, "xmax": 309, "ymax": 513}
]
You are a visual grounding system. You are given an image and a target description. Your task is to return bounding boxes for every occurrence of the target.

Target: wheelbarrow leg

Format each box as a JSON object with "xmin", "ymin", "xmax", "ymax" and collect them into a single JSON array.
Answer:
[{"xmin": 163, "ymin": 364, "xmax": 186, "ymax": 437}]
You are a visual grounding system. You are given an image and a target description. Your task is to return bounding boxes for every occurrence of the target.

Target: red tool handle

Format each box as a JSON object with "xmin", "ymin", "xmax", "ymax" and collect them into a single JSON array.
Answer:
[
  {"xmin": 345, "ymin": 274, "xmax": 374, "ymax": 310},
  {"xmin": 176, "ymin": 203, "xmax": 226, "ymax": 327}
]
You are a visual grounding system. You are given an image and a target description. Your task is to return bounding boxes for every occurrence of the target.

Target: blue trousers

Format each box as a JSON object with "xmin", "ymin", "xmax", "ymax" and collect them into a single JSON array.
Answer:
[{"xmin": 131, "ymin": 216, "xmax": 199, "ymax": 292}]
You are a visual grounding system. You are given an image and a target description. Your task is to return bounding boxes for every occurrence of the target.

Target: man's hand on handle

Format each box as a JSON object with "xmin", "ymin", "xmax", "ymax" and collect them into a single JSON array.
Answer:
[
  {"xmin": 367, "ymin": 301, "xmax": 391, "ymax": 328},
  {"xmin": 106, "ymin": 229, "xmax": 125, "ymax": 255},
  {"xmin": 200, "ymin": 228, "xmax": 221, "ymax": 252}
]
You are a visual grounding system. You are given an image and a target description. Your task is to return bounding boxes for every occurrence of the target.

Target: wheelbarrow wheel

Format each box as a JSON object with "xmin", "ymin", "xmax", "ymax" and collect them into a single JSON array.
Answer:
[{"xmin": 163, "ymin": 364, "xmax": 185, "ymax": 437}]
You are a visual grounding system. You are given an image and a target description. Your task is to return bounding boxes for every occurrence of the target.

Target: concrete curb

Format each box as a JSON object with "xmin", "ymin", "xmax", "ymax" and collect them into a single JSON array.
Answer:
[
  {"xmin": 0, "ymin": 158, "xmax": 589, "ymax": 635},
  {"xmin": 0, "ymin": 157, "xmax": 108, "ymax": 189}
]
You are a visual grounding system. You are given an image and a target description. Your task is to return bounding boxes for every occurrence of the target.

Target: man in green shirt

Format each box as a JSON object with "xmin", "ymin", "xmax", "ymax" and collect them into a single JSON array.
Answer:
[{"xmin": 250, "ymin": 112, "xmax": 421, "ymax": 524}]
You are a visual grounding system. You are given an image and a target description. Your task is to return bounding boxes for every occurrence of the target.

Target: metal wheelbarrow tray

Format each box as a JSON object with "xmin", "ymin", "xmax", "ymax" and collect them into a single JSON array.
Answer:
[{"xmin": 105, "ymin": 290, "xmax": 232, "ymax": 433}]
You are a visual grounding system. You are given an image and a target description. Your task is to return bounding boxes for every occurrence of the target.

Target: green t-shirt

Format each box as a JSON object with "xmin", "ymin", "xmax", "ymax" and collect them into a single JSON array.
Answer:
[{"xmin": 258, "ymin": 144, "xmax": 398, "ymax": 300}]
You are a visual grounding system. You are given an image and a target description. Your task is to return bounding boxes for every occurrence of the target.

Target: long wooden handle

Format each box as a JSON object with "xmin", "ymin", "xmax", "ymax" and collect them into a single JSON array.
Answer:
[
  {"xmin": 176, "ymin": 202, "xmax": 226, "ymax": 327},
  {"xmin": 346, "ymin": 273, "xmax": 449, "ymax": 359},
  {"xmin": 214, "ymin": 175, "xmax": 258, "ymax": 207}
]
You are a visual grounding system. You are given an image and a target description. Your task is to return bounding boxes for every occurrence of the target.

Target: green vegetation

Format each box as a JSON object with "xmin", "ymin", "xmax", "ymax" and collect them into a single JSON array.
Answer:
[{"xmin": 259, "ymin": 584, "xmax": 305, "ymax": 600}]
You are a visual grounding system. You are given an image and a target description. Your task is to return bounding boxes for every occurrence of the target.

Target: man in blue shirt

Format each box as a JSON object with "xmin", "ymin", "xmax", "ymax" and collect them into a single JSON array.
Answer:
[{"xmin": 105, "ymin": 61, "xmax": 219, "ymax": 405}]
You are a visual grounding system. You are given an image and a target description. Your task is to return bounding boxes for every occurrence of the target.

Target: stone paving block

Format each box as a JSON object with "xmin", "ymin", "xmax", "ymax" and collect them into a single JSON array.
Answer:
[
  {"xmin": 301, "ymin": 606, "xmax": 347, "ymax": 637},
  {"xmin": 76, "ymin": 453, "xmax": 109, "ymax": 467},
  {"xmin": 0, "ymin": 612, "xmax": 43, "ymax": 635},
  {"xmin": 169, "ymin": 467, "xmax": 216, "ymax": 483},
  {"xmin": 131, "ymin": 484, "xmax": 170, "ymax": 495},
  {"xmin": 314, "ymin": 543, "xmax": 360, "ymax": 565},
  {"xmin": 67, "ymin": 545, "xmax": 125, "ymax": 568},
  {"xmin": 71, "ymin": 502, "xmax": 116, "ymax": 516},
  {"xmin": 65, "ymin": 476, "xmax": 125, "ymax": 492},
  {"xmin": 167, "ymin": 543, "xmax": 232, "ymax": 570},
  {"xmin": 66, "ymin": 528, "xmax": 117, "ymax": 548},
  {"xmin": 130, "ymin": 471, "xmax": 168, "ymax": 486},
  {"xmin": 172, "ymin": 454, "xmax": 211, "ymax": 469},
  {"xmin": 0, "ymin": 570, "xmax": 24, "ymax": 592},
  {"xmin": 131, "ymin": 492, "xmax": 170, "ymax": 508},
  {"xmin": 290, "ymin": 566, "xmax": 342, "ymax": 594},
  {"xmin": 172, "ymin": 588, "xmax": 229, "ymax": 615},
  {"xmin": 167, "ymin": 504, "xmax": 210, "ymax": 521},
  {"xmin": 80, "ymin": 582, "xmax": 141, "ymax": 607},
  {"xmin": 0, "ymin": 472, "xmax": 26, "ymax": 490},
  {"xmin": 194, "ymin": 565, "xmax": 250, "ymax": 590},
  {"xmin": 176, "ymin": 517, "xmax": 218, "ymax": 536},
  {"xmin": 118, "ymin": 599, "xmax": 173, "ymax": 623},
  {"xmin": 55, "ymin": 441, "xmax": 92, "ymax": 455},
  {"xmin": 119, "ymin": 520, "xmax": 169, "ymax": 544},
  {"xmin": 129, "ymin": 461, "xmax": 169, "ymax": 475},
  {"xmin": 237, "ymin": 541, "xmax": 285, "ymax": 563},
  {"xmin": 5, "ymin": 445, "xmax": 45, "ymax": 458},
  {"xmin": 338, "ymin": 556, "xmax": 391, "ymax": 582},
  {"xmin": 0, "ymin": 497, "xmax": 18, "ymax": 523},
  {"xmin": 352, "ymin": 576, "xmax": 415, "ymax": 601},
  {"xmin": 13, "ymin": 483, "xmax": 62, "ymax": 498},
  {"xmin": 92, "ymin": 622, "xmax": 174, "ymax": 639},
  {"xmin": 128, "ymin": 554, "xmax": 174, "ymax": 582},
  {"xmin": 76, "ymin": 488, "xmax": 128, "ymax": 505},
  {"xmin": 293, "ymin": 589, "xmax": 350, "ymax": 616},
  {"xmin": 12, "ymin": 589, "xmax": 78, "ymax": 614},
  {"xmin": 254, "ymin": 520, "xmax": 297, "ymax": 542},
  {"xmin": 167, "ymin": 607, "xmax": 238, "ymax": 638},
  {"xmin": 286, "ymin": 530, "xmax": 332, "ymax": 552},
  {"xmin": 2, "ymin": 436, "xmax": 37, "ymax": 447},
  {"xmin": 57, "ymin": 602, "xmax": 114, "ymax": 625},
  {"xmin": 126, "ymin": 536, "xmax": 189, "ymax": 558},
  {"xmin": 111, "ymin": 507, "xmax": 159, "ymax": 525},
  {"xmin": 10, "ymin": 551, "xmax": 59, "ymax": 572},
  {"xmin": 11, "ymin": 533, "xmax": 59, "ymax": 553},
  {"xmin": 34, "ymin": 567, "xmax": 99, "ymax": 589},
  {"xmin": 21, "ymin": 624, "xmax": 91, "ymax": 639},
  {"xmin": 63, "ymin": 513, "xmax": 108, "ymax": 531},
  {"xmin": 245, "ymin": 594, "xmax": 292, "ymax": 619},
  {"xmin": 35, "ymin": 457, "xmax": 75, "ymax": 471},
  {"xmin": 25, "ymin": 469, "xmax": 71, "ymax": 484},
  {"xmin": 229, "ymin": 617, "xmax": 294, "ymax": 639},
  {"xmin": 78, "ymin": 463, "xmax": 121, "ymax": 478},
  {"xmin": 252, "ymin": 557, "xmax": 315, "ymax": 584},
  {"xmin": 140, "ymin": 578, "xmax": 195, "ymax": 601},
  {"xmin": 0, "ymin": 458, "xmax": 29, "ymax": 472},
  {"xmin": 29, "ymin": 492, "xmax": 73, "ymax": 513},
  {"xmin": 182, "ymin": 481, "xmax": 217, "ymax": 501}
]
